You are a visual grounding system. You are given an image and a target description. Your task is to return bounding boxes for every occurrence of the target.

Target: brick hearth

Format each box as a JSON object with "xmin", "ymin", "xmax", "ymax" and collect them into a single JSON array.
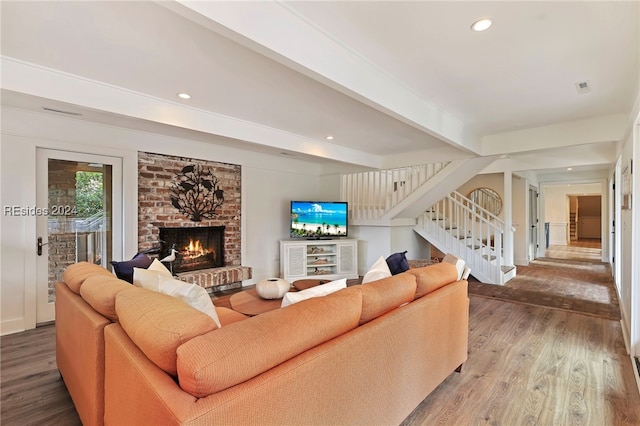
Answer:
[{"xmin": 176, "ymin": 266, "xmax": 252, "ymax": 292}]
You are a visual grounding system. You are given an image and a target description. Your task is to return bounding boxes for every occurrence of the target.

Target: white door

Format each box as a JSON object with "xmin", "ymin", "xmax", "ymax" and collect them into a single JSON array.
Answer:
[
  {"xmin": 36, "ymin": 149, "xmax": 122, "ymax": 323},
  {"xmin": 528, "ymin": 186, "xmax": 539, "ymax": 261}
]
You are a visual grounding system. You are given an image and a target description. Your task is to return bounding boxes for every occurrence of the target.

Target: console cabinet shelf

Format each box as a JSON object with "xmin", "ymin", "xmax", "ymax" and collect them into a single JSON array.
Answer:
[{"xmin": 280, "ymin": 239, "xmax": 358, "ymax": 281}]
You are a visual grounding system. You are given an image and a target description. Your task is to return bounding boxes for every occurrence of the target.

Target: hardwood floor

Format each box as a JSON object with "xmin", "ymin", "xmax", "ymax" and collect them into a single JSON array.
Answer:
[
  {"xmin": 402, "ymin": 296, "xmax": 640, "ymax": 426},
  {"xmin": 0, "ymin": 325, "xmax": 81, "ymax": 425},
  {"xmin": 545, "ymin": 238, "xmax": 603, "ymax": 261},
  {"xmin": 2, "ymin": 239, "xmax": 638, "ymax": 425}
]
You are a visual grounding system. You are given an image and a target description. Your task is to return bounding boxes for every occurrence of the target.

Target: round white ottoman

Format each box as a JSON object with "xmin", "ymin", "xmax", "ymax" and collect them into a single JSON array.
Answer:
[{"xmin": 255, "ymin": 278, "xmax": 290, "ymax": 299}]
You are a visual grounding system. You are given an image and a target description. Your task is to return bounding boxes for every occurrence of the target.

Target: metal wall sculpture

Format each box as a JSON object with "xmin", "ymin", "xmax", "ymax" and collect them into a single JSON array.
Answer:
[{"xmin": 170, "ymin": 164, "xmax": 224, "ymax": 221}]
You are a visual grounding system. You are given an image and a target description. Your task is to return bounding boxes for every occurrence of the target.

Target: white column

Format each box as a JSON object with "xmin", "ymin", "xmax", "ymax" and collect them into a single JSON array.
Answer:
[{"xmin": 503, "ymin": 171, "xmax": 514, "ymax": 266}]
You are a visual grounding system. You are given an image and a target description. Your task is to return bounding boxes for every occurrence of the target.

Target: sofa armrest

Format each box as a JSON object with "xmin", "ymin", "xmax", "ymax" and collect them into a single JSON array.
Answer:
[{"xmin": 55, "ymin": 281, "xmax": 111, "ymax": 426}]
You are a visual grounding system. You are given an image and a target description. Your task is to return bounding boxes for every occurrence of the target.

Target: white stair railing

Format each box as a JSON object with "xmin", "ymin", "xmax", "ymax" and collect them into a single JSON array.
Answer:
[
  {"xmin": 418, "ymin": 191, "xmax": 505, "ymax": 284},
  {"xmin": 341, "ymin": 162, "xmax": 449, "ymax": 221},
  {"xmin": 74, "ymin": 212, "xmax": 109, "ymax": 267}
]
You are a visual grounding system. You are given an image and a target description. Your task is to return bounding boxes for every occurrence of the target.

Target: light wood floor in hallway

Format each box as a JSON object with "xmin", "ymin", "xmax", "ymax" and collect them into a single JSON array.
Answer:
[
  {"xmin": 403, "ymin": 239, "xmax": 640, "ymax": 425},
  {"xmin": 2, "ymin": 239, "xmax": 638, "ymax": 425},
  {"xmin": 545, "ymin": 238, "xmax": 604, "ymax": 261}
]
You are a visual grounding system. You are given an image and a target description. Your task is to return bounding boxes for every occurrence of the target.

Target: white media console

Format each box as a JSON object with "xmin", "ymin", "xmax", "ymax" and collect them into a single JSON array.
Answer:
[{"xmin": 279, "ymin": 239, "xmax": 358, "ymax": 281}]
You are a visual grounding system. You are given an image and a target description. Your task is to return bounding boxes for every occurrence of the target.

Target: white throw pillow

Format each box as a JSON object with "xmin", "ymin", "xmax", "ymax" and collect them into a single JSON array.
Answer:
[
  {"xmin": 462, "ymin": 266, "xmax": 472, "ymax": 280},
  {"xmin": 157, "ymin": 275, "xmax": 221, "ymax": 328},
  {"xmin": 133, "ymin": 259, "xmax": 173, "ymax": 290},
  {"xmin": 361, "ymin": 256, "xmax": 392, "ymax": 284},
  {"xmin": 281, "ymin": 278, "xmax": 347, "ymax": 308},
  {"xmin": 442, "ymin": 253, "xmax": 466, "ymax": 281}
]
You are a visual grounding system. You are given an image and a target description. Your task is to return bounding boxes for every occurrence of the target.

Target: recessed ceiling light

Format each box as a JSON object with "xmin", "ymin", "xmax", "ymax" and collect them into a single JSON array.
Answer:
[
  {"xmin": 567, "ymin": 167, "xmax": 573, "ymax": 171},
  {"xmin": 471, "ymin": 18, "xmax": 492, "ymax": 32},
  {"xmin": 177, "ymin": 93, "xmax": 191, "ymax": 99},
  {"xmin": 326, "ymin": 135, "xmax": 334, "ymax": 140}
]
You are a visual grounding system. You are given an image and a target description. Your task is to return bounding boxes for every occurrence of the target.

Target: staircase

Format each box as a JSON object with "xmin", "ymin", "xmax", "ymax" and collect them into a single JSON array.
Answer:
[
  {"xmin": 341, "ymin": 162, "xmax": 450, "ymax": 223},
  {"xmin": 414, "ymin": 191, "xmax": 515, "ymax": 284},
  {"xmin": 569, "ymin": 212, "xmax": 577, "ymax": 240},
  {"xmin": 341, "ymin": 158, "xmax": 515, "ymax": 285}
]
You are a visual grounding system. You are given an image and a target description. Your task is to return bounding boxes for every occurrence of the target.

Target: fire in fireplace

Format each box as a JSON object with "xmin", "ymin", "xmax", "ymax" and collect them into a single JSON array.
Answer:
[{"xmin": 158, "ymin": 226, "xmax": 224, "ymax": 273}]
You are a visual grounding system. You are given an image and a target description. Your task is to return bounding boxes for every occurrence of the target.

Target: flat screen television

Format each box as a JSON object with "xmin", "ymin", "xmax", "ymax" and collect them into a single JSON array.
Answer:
[{"xmin": 290, "ymin": 201, "xmax": 348, "ymax": 239}]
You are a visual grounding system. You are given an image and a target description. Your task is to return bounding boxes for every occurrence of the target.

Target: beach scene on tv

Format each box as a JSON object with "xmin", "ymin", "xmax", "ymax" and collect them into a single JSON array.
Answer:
[{"xmin": 290, "ymin": 202, "xmax": 348, "ymax": 238}]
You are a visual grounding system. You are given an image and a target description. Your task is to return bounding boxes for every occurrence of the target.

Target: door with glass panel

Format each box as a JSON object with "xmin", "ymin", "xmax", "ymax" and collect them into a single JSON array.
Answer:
[{"xmin": 36, "ymin": 149, "xmax": 122, "ymax": 323}]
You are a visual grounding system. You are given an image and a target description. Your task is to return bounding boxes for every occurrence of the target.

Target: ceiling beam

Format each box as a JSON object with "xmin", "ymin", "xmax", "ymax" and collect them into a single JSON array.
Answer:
[
  {"xmin": 171, "ymin": 0, "xmax": 481, "ymax": 155},
  {"xmin": 1, "ymin": 56, "xmax": 382, "ymax": 168}
]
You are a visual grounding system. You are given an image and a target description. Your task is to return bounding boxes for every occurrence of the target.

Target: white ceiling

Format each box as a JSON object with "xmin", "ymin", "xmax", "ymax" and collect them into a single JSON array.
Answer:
[{"xmin": 1, "ymin": 1, "xmax": 638, "ymax": 175}]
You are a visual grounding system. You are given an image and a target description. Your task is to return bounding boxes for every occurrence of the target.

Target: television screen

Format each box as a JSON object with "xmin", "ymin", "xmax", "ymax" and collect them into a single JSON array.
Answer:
[{"xmin": 290, "ymin": 201, "xmax": 348, "ymax": 239}]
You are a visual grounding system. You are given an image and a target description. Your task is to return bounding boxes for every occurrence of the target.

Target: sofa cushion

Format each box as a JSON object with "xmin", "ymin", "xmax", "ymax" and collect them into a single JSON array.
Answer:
[
  {"xmin": 385, "ymin": 251, "xmax": 410, "ymax": 275},
  {"xmin": 62, "ymin": 262, "xmax": 114, "ymax": 294},
  {"xmin": 361, "ymin": 256, "xmax": 392, "ymax": 284},
  {"xmin": 359, "ymin": 273, "xmax": 417, "ymax": 325},
  {"xmin": 116, "ymin": 287, "xmax": 218, "ymax": 376},
  {"xmin": 406, "ymin": 262, "xmax": 459, "ymax": 299},
  {"xmin": 280, "ymin": 278, "xmax": 347, "ymax": 307},
  {"xmin": 215, "ymin": 307, "xmax": 249, "ymax": 326},
  {"xmin": 157, "ymin": 276, "xmax": 221, "ymax": 328},
  {"xmin": 111, "ymin": 253, "xmax": 153, "ymax": 284},
  {"xmin": 176, "ymin": 286, "xmax": 362, "ymax": 397},
  {"xmin": 79, "ymin": 275, "xmax": 132, "ymax": 321}
]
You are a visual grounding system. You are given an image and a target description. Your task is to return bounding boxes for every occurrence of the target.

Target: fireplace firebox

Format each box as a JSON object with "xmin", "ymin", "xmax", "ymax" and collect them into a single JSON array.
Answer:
[{"xmin": 159, "ymin": 226, "xmax": 224, "ymax": 274}]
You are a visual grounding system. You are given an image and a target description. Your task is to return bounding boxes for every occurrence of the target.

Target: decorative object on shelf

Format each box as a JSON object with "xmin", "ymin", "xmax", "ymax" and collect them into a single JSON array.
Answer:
[
  {"xmin": 138, "ymin": 240, "xmax": 165, "ymax": 255},
  {"xmin": 170, "ymin": 164, "xmax": 224, "ymax": 222},
  {"xmin": 468, "ymin": 187, "xmax": 502, "ymax": 217},
  {"xmin": 256, "ymin": 278, "xmax": 290, "ymax": 299},
  {"xmin": 160, "ymin": 243, "xmax": 178, "ymax": 275}
]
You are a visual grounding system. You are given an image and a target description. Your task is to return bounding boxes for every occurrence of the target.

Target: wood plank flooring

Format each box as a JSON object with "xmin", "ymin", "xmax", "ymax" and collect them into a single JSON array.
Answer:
[
  {"xmin": 401, "ymin": 296, "xmax": 640, "ymax": 426},
  {"xmin": 0, "ymin": 325, "xmax": 81, "ymax": 425},
  {"xmin": 546, "ymin": 239, "xmax": 603, "ymax": 261}
]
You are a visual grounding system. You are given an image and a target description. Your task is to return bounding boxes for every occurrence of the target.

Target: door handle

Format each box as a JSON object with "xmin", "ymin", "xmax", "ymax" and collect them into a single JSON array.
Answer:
[{"xmin": 37, "ymin": 237, "xmax": 49, "ymax": 256}]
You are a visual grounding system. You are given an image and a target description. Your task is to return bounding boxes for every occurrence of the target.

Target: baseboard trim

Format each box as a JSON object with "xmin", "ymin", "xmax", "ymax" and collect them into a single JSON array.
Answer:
[
  {"xmin": 0, "ymin": 318, "xmax": 26, "ymax": 336},
  {"xmin": 514, "ymin": 257, "xmax": 529, "ymax": 267},
  {"xmin": 621, "ymin": 319, "xmax": 631, "ymax": 355},
  {"xmin": 633, "ymin": 356, "xmax": 640, "ymax": 398}
]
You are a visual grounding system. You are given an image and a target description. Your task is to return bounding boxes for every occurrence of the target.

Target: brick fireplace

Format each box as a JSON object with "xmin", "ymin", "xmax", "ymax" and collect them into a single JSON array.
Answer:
[
  {"xmin": 138, "ymin": 152, "xmax": 251, "ymax": 291},
  {"xmin": 159, "ymin": 226, "xmax": 224, "ymax": 273}
]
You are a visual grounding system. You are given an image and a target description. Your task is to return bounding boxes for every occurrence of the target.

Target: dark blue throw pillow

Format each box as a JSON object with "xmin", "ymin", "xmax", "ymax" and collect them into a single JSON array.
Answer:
[
  {"xmin": 110, "ymin": 252, "xmax": 153, "ymax": 284},
  {"xmin": 385, "ymin": 251, "xmax": 410, "ymax": 275}
]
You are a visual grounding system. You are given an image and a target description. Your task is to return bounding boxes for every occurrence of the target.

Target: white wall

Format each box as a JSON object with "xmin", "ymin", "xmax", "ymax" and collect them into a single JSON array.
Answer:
[
  {"xmin": 617, "ymin": 121, "xmax": 637, "ymax": 357},
  {"xmin": 0, "ymin": 107, "xmax": 328, "ymax": 334},
  {"xmin": 350, "ymin": 225, "xmax": 391, "ymax": 273}
]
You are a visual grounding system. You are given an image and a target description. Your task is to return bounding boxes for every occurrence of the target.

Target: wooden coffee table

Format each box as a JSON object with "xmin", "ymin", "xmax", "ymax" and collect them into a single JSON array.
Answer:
[
  {"xmin": 229, "ymin": 288, "xmax": 283, "ymax": 316},
  {"xmin": 229, "ymin": 279, "xmax": 329, "ymax": 316}
]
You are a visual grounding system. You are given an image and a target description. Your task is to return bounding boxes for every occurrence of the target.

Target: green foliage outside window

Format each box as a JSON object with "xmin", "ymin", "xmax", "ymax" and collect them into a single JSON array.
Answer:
[{"xmin": 76, "ymin": 171, "xmax": 103, "ymax": 217}]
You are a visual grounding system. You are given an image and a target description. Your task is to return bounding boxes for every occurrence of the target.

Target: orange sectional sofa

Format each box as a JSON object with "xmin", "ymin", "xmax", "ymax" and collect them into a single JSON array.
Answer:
[{"xmin": 55, "ymin": 261, "xmax": 469, "ymax": 425}]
